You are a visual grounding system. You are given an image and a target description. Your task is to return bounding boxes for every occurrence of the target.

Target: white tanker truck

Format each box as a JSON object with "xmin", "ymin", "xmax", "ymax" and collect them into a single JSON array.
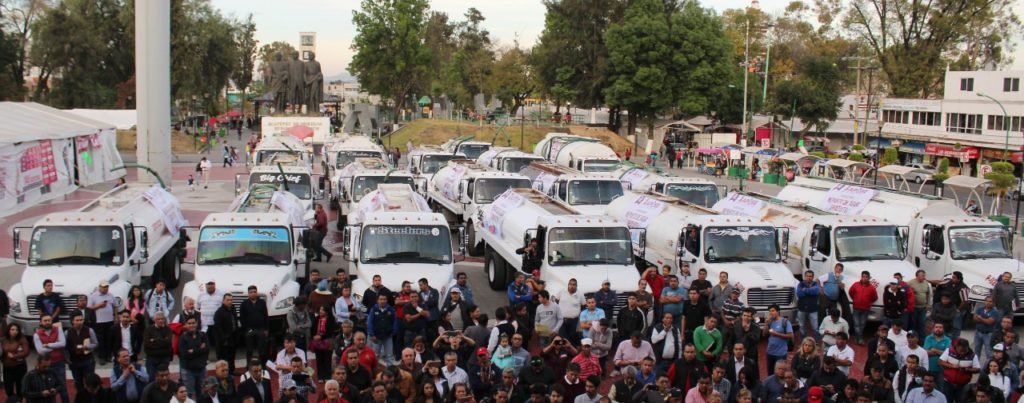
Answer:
[
  {"xmin": 427, "ymin": 159, "xmax": 532, "ymax": 256},
  {"xmin": 476, "ymin": 148, "xmax": 545, "ymax": 173},
  {"xmin": 441, "ymin": 139, "xmax": 492, "ymax": 160},
  {"xmin": 519, "ymin": 161, "xmax": 624, "ymax": 215},
  {"xmin": 333, "ymin": 158, "xmax": 417, "ymax": 229},
  {"xmin": 534, "ymin": 133, "xmax": 620, "ymax": 173},
  {"xmin": 8, "ymin": 184, "xmax": 188, "ymax": 330},
  {"xmin": 611, "ymin": 165, "xmax": 725, "ymax": 208},
  {"xmin": 605, "ymin": 191, "xmax": 797, "ymax": 314},
  {"xmin": 479, "ymin": 188, "xmax": 639, "ymax": 317}
]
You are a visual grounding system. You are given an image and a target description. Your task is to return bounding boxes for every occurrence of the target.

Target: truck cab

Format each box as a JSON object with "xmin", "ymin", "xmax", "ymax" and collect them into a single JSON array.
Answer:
[
  {"xmin": 251, "ymin": 135, "xmax": 313, "ymax": 167},
  {"xmin": 479, "ymin": 188, "xmax": 640, "ymax": 318},
  {"xmin": 324, "ymin": 136, "xmax": 388, "ymax": 176},
  {"xmin": 427, "ymin": 159, "xmax": 532, "ymax": 256},
  {"xmin": 182, "ymin": 185, "xmax": 313, "ymax": 329},
  {"xmin": 442, "ymin": 139, "xmax": 492, "ymax": 160},
  {"xmin": 519, "ymin": 161, "xmax": 624, "ymax": 215},
  {"xmin": 613, "ymin": 165, "xmax": 725, "ymax": 208},
  {"xmin": 406, "ymin": 146, "xmax": 466, "ymax": 190},
  {"xmin": 340, "ymin": 184, "xmax": 463, "ymax": 297},
  {"xmin": 334, "ymin": 158, "xmax": 417, "ymax": 229},
  {"xmin": 477, "ymin": 148, "xmax": 545, "ymax": 173},
  {"xmin": 236, "ymin": 165, "xmax": 324, "ymax": 212},
  {"xmin": 8, "ymin": 185, "xmax": 187, "ymax": 331},
  {"xmin": 534, "ymin": 133, "xmax": 620, "ymax": 173},
  {"xmin": 606, "ymin": 192, "xmax": 796, "ymax": 314}
]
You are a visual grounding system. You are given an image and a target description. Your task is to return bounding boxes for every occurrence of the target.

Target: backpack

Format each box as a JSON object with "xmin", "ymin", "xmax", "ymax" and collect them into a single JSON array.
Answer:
[{"xmin": 195, "ymin": 162, "xmax": 202, "ymax": 172}]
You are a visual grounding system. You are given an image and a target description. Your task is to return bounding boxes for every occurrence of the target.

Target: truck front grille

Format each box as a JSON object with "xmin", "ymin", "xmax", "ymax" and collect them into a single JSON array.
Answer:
[{"xmin": 746, "ymin": 287, "xmax": 795, "ymax": 308}]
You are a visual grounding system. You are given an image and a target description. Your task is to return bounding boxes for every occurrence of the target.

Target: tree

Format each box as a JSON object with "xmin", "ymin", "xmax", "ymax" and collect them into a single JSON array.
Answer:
[
  {"xmin": 488, "ymin": 44, "xmax": 532, "ymax": 117},
  {"xmin": 933, "ymin": 157, "xmax": 951, "ymax": 183},
  {"xmin": 844, "ymin": 0, "xmax": 1020, "ymax": 98},
  {"xmin": 233, "ymin": 14, "xmax": 257, "ymax": 115},
  {"xmin": 669, "ymin": 1, "xmax": 734, "ymax": 118},
  {"xmin": 349, "ymin": 0, "xmax": 431, "ymax": 121},
  {"xmin": 0, "ymin": 0, "xmax": 48, "ymax": 101},
  {"xmin": 881, "ymin": 147, "xmax": 898, "ymax": 166},
  {"xmin": 436, "ymin": 8, "xmax": 494, "ymax": 109},
  {"xmin": 604, "ymin": 0, "xmax": 675, "ymax": 139},
  {"xmin": 257, "ymin": 41, "xmax": 297, "ymax": 84},
  {"xmin": 168, "ymin": 0, "xmax": 239, "ymax": 114},
  {"xmin": 985, "ymin": 161, "xmax": 1015, "ymax": 213},
  {"xmin": 773, "ymin": 55, "xmax": 841, "ymax": 135}
]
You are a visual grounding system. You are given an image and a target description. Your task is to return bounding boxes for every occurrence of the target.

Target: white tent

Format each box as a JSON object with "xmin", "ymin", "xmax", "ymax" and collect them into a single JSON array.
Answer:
[
  {"xmin": 0, "ymin": 102, "xmax": 125, "ymax": 217},
  {"xmin": 67, "ymin": 109, "xmax": 137, "ymax": 130}
]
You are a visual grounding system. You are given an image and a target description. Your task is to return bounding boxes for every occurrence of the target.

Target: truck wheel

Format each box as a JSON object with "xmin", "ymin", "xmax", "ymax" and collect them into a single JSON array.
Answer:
[
  {"xmin": 336, "ymin": 213, "xmax": 347, "ymax": 231},
  {"xmin": 467, "ymin": 223, "xmax": 483, "ymax": 257},
  {"xmin": 163, "ymin": 251, "xmax": 181, "ymax": 289},
  {"xmin": 485, "ymin": 246, "xmax": 506, "ymax": 290}
]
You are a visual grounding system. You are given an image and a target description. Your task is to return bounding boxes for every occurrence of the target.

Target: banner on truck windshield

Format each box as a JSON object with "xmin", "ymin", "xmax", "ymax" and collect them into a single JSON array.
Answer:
[
  {"xmin": 713, "ymin": 192, "xmax": 766, "ymax": 218},
  {"xmin": 483, "ymin": 189, "xmax": 525, "ymax": 238},
  {"xmin": 619, "ymin": 168, "xmax": 649, "ymax": 189},
  {"xmin": 622, "ymin": 195, "xmax": 666, "ymax": 229},
  {"xmin": 816, "ymin": 183, "xmax": 876, "ymax": 215},
  {"xmin": 532, "ymin": 172, "xmax": 557, "ymax": 193},
  {"xmin": 261, "ymin": 117, "xmax": 332, "ymax": 145}
]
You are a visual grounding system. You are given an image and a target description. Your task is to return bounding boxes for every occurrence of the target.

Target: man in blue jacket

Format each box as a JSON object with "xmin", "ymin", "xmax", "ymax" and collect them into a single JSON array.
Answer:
[
  {"xmin": 797, "ymin": 270, "xmax": 822, "ymax": 341},
  {"xmin": 367, "ymin": 294, "xmax": 397, "ymax": 365}
]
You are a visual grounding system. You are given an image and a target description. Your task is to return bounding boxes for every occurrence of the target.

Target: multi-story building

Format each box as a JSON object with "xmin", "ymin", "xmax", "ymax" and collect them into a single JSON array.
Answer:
[
  {"xmin": 881, "ymin": 70, "xmax": 1024, "ymax": 173},
  {"xmin": 300, "ymin": 32, "xmax": 316, "ymax": 61}
]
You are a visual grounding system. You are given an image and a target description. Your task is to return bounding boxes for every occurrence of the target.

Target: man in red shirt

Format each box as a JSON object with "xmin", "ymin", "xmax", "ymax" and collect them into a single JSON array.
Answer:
[
  {"xmin": 848, "ymin": 270, "xmax": 879, "ymax": 344},
  {"xmin": 311, "ymin": 203, "xmax": 333, "ymax": 262}
]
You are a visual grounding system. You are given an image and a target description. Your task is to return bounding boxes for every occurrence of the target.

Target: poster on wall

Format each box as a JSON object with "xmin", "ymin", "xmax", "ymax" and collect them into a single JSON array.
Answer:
[
  {"xmin": 0, "ymin": 138, "xmax": 77, "ymax": 217},
  {"xmin": 75, "ymin": 130, "xmax": 124, "ymax": 187}
]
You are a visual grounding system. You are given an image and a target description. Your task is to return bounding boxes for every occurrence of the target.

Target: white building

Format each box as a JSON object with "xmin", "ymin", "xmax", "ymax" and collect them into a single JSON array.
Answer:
[
  {"xmin": 881, "ymin": 70, "xmax": 1024, "ymax": 172},
  {"xmin": 300, "ymin": 32, "xmax": 316, "ymax": 61},
  {"xmin": 325, "ymin": 81, "xmax": 380, "ymax": 105}
]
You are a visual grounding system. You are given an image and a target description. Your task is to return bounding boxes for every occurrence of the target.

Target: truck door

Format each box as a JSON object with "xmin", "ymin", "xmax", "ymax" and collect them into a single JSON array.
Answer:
[
  {"xmin": 555, "ymin": 180, "xmax": 568, "ymax": 202},
  {"xmin": 916, "ymin": 225, "xmax": 946, "ymax": 277},
  {"xmin": 806, "ymin": 224, "xmax": 832, "ymax": 274}
]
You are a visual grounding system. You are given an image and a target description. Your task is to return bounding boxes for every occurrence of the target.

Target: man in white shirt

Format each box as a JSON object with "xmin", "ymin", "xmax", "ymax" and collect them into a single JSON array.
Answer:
[
  {"xmin": 888, "ymin": 322, "xmax": 909, "ymax": 349},
  {"xmin": 88, "ymin": 280, "xmax": 119, "ymax": 364},
  {"xmin": 818, "ymin": 308, "xmax": 849, "ymax": 350},
  {"xmin": 441, "ymin": 351, "xmax": 468, "ymax": 386},
  {"xmin": 825, "ymin": 332, "xmax": 855, "ymax": 375},
  {"xmin": 556, "ymin": 278, "xmax": 584, "ymax": 344},
  {"xmin": 197, "ymin": 281, "xmax": 225, "ymax": 334},
  {"xmin": 896, "ymin": 331, "xmax": 928, "ymax": 370}
]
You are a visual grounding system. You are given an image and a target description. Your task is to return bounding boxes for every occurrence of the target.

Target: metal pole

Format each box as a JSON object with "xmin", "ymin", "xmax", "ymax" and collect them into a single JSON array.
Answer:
[
  {"xmin": 742, "ymin": 21, "xmax": 749, "ymax": 143},
  {"xmin": 977, "ymin": 93, "xmax": 1010, "ymax": 160},
  {"xmin": 853, "ymin": 58, "xmax": 862, "ymax": 145},
  {"xmin": 520, "ymin": 100, "xmax": 526, "ymax": 150},
  {"xmin": 761, "ymin": 25, "xmax": 772, "ymax": 115}
]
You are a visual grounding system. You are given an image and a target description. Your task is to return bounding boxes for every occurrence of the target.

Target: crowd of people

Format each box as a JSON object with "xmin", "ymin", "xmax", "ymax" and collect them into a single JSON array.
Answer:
[{"xmin": 5, "ymin": 261, "xmax": 1024, "ymax": 403}]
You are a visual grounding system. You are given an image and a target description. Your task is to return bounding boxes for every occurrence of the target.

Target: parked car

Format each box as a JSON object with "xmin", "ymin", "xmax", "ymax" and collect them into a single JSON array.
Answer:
[{"xmin": 902, "ymin": 163, "xmax": 935, "ymax": 184}]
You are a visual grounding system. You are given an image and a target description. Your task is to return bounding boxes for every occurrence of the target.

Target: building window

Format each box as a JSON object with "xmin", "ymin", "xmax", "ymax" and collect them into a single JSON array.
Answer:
[
  {"xmin": 1004, "ymin": 78, "xmax": 1020, "ymax": 92},
  {"xmin": 987, "ymin": 115, "xmax": 1024, "ymax": 132},
  {"xmin": 912, "ymin": 111, "xmax": 941, "ymax": 126},
  {"xmin": 960, "ymin": 78, "xmax": 974, "ymax": 91},
  {"xmin": 946, "ymin": 113, "xmax": 983, "ymax": 134},
  {"xmin": 883, "ymin": 109, "xmax": 909, "ymax": 124}
]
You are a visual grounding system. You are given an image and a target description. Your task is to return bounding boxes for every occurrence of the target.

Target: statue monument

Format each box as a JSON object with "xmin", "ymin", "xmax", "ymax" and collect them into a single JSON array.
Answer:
[
  {"xmin": 287, "ymin": 51, "xmax": 305, "ymax": 111},
  {"xmin": 304, "ymin": 52, "xmax": 324, "ymax": 112},
  {"xmin": 269, "ymin": 53, "xmax": 289, "ymax": 112}
]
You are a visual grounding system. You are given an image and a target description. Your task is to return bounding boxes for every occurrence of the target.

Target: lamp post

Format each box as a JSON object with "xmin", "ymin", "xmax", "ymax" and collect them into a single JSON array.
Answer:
[{"xmin": 977, "ymin": 92, "xmax": 1021, "ymax": 231}]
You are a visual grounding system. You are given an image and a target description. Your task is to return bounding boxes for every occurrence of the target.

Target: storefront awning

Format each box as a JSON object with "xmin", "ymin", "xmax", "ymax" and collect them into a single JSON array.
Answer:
[
  {"xmin": 925, "ymin": 143, "xmax": 979, "ymax": 159},
  {"xmin": 980, "ymin": 148, "xmax": 1024, "ymax": 163},
  {"xmin": 899, "ymin": 141, "xmax": 926, "ymax": 154}
]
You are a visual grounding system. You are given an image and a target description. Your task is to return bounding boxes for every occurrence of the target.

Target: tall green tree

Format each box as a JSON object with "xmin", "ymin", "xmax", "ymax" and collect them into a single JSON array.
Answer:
[
  {"xmin": 488, "ymin": 44, "xmax": 533, "ymax": 117},
  {"xmin": 257, "ymin": 41, "xmax": 297, "ymax": 83},
  {"xmin": 844, "ymin": 0, "xmax": 1020, "ymax": 97},
  {"xmin": 604, "ymin": 0, "xmax": 675, "ymax": 139},
  {"xmin": 773, "ymin": 55, "xmax": 841, "ymax": 135},
  {"xmin": 437, "ymin": 8, "xmax": 494, "ymax": 109},
  {"xmin": 349, "ymin": 0, "xmax": 431, "ymax": 120},
  {"xmin": 669, "ymin": 1, "xmax": 734, "ymax": 117},
  {"xmin": 0, "ymin": 0, "xmax": 48, "ymax": 101},
  {"xmin": 168, "ymin": 0, "xmax": 239, "ymax": 113},
  {"xmin": 233, "ymin": 13, "xmax": 257, "ymax": 114}
]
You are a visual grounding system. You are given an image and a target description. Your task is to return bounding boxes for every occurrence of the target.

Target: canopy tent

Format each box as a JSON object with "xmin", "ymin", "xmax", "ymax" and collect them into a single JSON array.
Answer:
[
  {"xmin": 942, "ymin": 175, "xmax": 993, "ymax": 215},
  {"xmin": 0, "ymin": 102, "xmax": 124, "ymax": 218},
  {"xmin": 876, "ymin": 165, "xmax": 931, "ymax": 193},
  {"xmin": 818, "ymin": 158, "xmax": 873, "ymax": 183},
  {"xmin": 67, "ymin": 109, "xmax": 137, "ymax": 130},
  {"xmin": 778, "ymin": 152, "xmax": 821, "ymax": 176}
]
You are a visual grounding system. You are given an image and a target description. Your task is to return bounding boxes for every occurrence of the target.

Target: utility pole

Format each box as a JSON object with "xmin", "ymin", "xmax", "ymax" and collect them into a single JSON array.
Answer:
[
  {"xmin": 761, "ymin": 24, "xmax": 773, "ymax": 113},
  {"xmin": 844, "ymin": 56, "xmax": 873, "ymax": 145},
  {"xmin": 742, "ymin": 21, "xmax": 750, "ymax": 144}
]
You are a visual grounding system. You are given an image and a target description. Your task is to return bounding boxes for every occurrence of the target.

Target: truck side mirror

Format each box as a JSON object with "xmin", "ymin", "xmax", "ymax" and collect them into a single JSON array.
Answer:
[
  {"xmin": 12, "ymin": 228, "xmax": 22, "ymax": 264},
  {"xmin": 637, "ymin": 229, "xmax": 646, "ymax": 252},
  {"xmin": 458, "ymin": 225, "xmax": 468, "ymax": 255},
  {"xmin": 899, "ymin": 226, "xmax": 910, "ymax": 256},
  {"xmin": 717, "ymin": 185, "xmax": 728, "ymax": 198},
  {"xmin": 318, "ymin": 176, "xmax": 327, "ymax": 190},
  {"xmin": 342, "ymin": 227, "xmax": 351, "ymax": 257},
  {"xmin": 140, "ymin": 230, "xmax": 149, "ymax": 261},
  {"xmin": 234, "ymin": 174, "xmax": 244, "ymax": 195},
  {"xmin": 411, "ymin": 166, "xmax": 419, "ymax": 175},
  {"xmin": 921, "ymin": 228, "xmax": 931, "ymax": 255}
]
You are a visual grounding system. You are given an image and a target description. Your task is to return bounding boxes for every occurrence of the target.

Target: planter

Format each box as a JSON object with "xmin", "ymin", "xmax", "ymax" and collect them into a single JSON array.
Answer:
[
  {"xmin": 763, "ymin": 173, "xmax": 779, "ymax": 185},
  {"xmin": 777, "ymin": 177, "xmax": 787, "ymax": 187},
  {"xmin": 728, "ymin": 166, "xmax": 738, "ymax": 178}
]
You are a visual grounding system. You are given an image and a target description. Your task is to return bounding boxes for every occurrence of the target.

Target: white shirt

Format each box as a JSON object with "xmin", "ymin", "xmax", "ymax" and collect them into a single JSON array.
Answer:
[
  {"xmin": 938, "ymin": 349, "xmax": 980, "ymax": 372},
  {"xmin": 274, "ymin": 347, "xmax": 308, "ymax": 369},
  {"xmin": 733, "ymin": 358, "xmax": 746, "ymax": 382},
  {"xmin": 120, "ymin": 325, "xmax": 133, "ymax": 355},
  {"xmin": 89, "ymin": 291, "xmax": 118, "ymax": 323},
  {"xmin": 896, "ymin": 345, "xmax": 928, "ymax": 369},
  {"xmin": 556, "ymin": 289, "xmax": 584, "ymax": 319},
  {"xmin": 197, "ymin": 289, "xmax": 225, "ymax": 332},
  {"xmin": 888, "ymin": 329, "xmax": 909, "ymax": 348},
  {"xmin": 650, "ymin": 326, "xmax": 681, "ymax": 360},
  {"xmin": 442, "ymin": 366, "xmax": 468, "ymax": 386},
  {"xmin": 826, "ymin": 345, "xmax": 856, "ymax": 374}
]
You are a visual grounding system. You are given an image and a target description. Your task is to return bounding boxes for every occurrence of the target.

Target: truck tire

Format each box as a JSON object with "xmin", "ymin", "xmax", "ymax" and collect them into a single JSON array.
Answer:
[
  {"xmin": 485, "ymin": 246, "xmax": 506, "ymax": 290},
  {"xmin": 163, "ymin": 250, "xmax": 181, "ymax": 289},
  {"xmin": 467, "ymin": 223, "xmax": 483, "ymax": 257},
  {"xmin": 336, "ymin": 213, "xmax": 347, "ymax": 231}
]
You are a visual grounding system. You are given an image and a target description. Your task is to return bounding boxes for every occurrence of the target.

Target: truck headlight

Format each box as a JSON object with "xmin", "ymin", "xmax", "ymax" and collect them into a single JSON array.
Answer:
[
  {"xmin": 971, "ymin": 285, "xmax": 992, "ymax": 297},
  {"xmin": 275, "ymin": 297, "xmax": 295, "ymax": 310},
  {"xmin": 9, "ymin": 300, "xmax": 20, "ymax": 314}
]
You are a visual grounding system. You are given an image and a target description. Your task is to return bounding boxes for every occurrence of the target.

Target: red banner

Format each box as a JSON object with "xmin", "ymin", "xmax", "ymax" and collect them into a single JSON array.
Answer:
[
  {"xmin": 925, "ymin": 143, "xmax": 979, "ymax": 159},
  {"xmin": 980, "ymin": 148, "xmax": 1024, "ymax": 163}
]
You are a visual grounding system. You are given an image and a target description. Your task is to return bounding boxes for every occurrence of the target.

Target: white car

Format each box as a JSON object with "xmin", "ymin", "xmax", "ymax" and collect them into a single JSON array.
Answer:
[{"xmin": 902, "ymin": 163, "xmax": 935, "ymax": 184}]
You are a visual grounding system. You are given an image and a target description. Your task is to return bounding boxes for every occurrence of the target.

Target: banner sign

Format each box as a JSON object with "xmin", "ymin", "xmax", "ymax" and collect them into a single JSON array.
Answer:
[
  {"xmin": 441, "ymin": 164, "xmax": 468, "ymax": 201},
  {"xmin": 270, "ymin": 190, "xmax": 306, "ymax": 226},
  {"xmin": 261, "ymin": 117, "xmax": 332, "ymax": 145},
  {"xmin": 713, "ymin": 192, "xmax": 766, "ymax": 217},
  {"xmin": 816, "ymin": 183, "xmax": 876, "ymax": 215},
  {"xmin": 622, "ymin": 195, "xmax": 666, "ymax": 229},
  {"xmin": 532, "ymin": 172, "xmax": 557, "ymax": 193},
  {"xmin": 144, "ymin": 185, "xmax": 189, "ymax": 234},
  {"xmin": 619, "ymin": 168, "xmax": 649, "ymax": 189},
  {"xmin": 483, "ymin": 189, "xmax": 525, "ymax": 237}
]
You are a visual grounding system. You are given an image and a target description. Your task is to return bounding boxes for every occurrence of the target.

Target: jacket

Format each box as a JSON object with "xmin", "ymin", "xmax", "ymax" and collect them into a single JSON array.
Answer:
[
  {"xmin": 239, "ymin": 298, "xmax": 269, "ymax": 331},
  {"xmin": 178, "ymin": 331, "xmax": 210, "ymax": 371},
  {"xmin": 796, "ymin": 280, "xmax": 821, "ymax": 312},
  {"xmin": 64, "ymin": 326, "xmax": 97, "ymax": 362},
  {"xmin": 616, "ymin": 307, "xmax": 646, "ymax": 337},
  {"xmin": 849, "ymin": 281, "xmax": 878, "ymax": 311},
  {"xmin": 22, "ymin": 367, "xmax": 65, "ymax": 403},
  {"xmin": 648, "ymin": 323, "xmax": 682, "ymax": 362},
  {"xmin": 142, "ymin": 324, "xmax": 174, "ymax": 358},
  {"xmin": 883, "ymin": 288, "xmax": 907, "ymax": 319},
  {"xmin": 238, "ymin": 377, "xmax": 273, "ymax": 403},
  {"xmin": 111, "ymin": 363, "xmax": 150, "ymax": 403},
  {"xmin": 367, "ymin": 304, "xmax": 397, "ymax": 339},
  {"xmin": 213, "ymin": 305, "xmax": 238, "ymax": 348},
  {"xmin": 108, "ymin": 323, "xmax": 142, "ymax": 358}
]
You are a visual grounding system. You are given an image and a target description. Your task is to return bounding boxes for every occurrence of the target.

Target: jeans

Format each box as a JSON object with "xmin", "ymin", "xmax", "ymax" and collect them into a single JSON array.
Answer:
[
  {"xmin": 797, "ymin": 310, "xmax": 819, "ymax": 341},
  {"xmin": 245, "ymin": 329, "xmax": 269, "ymax": 364},
  {"xmin": 852, "ymin": 310, "xmax": 869, "ymax": 339},
  {"xmin": 975, "ymin": 331, "xmax": 993, "ymax": 361},
  {"xmin": 951, "ymin": 311, "xmax": 965, "ymax": 340},
  {"xmin": 181, "ymin": 368, "xmax": 205, "ymax": 398},
  {"xmin": 912, "ymin": 308, "xmax": 928, "ymax": 335},
  {"xmin": 945, "ymin": 382, "xmax": 968, "ymax": 402},
  {"xmin": 52, "ymin": 361, "xmax": 69, "ymax": 403},
  {"xmin": 900, "ymin": 311, "xmax": 912, "ymax": 330},
  {"xmin": 371, "ymin": 336, "xmax": 394, "ymax": 365},
  {"xmin": 69, "ymin": 358, "xmax": 95, "ymax": 393},
  {"xmin": 145, "ymin": 355, "xmax": 172, "ymax": 383},
  {"xmin": 3, "ymin": 362, "xmax": 26, "ymax": 398},
  {"xmin": 560, "ymin": 317, "xmax": 580, "ymax": 345}
]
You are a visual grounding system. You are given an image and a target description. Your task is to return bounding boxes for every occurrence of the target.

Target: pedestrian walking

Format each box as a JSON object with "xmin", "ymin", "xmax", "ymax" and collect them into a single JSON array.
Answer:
[
  {"xmin": 222, "ymin": 146, "xmax": 232, "ymax": 168},
  {"xmin": 187, "ymin": 175, "xmax": 195, "ymax": 192},
  {"xmin": 200, "ymin": 157, "xmax": 211, "ymax": 189},
  {"xmin": 311, "ymin": 204, "xmax": 333, "ymax": 262}
]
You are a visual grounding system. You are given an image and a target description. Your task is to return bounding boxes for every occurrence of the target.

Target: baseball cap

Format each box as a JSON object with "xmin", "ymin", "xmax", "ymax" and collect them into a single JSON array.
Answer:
[
  {"xmin": 889, "ymin": 278, "xmax": 899, "ymax": 285},
  {"xmin": 878, "ymin": 323, "xmax": 889, "ymax": 330},
  {"xmin": 807, "ymin": 386, "xmax": 824, "ymax": 402},
  {"xmin": 580, "ymin": 338, "xmax": 593, "ymax": 346},
  {"xmin": 450, "ymin": 288, "xmax": 462, "ymax": 294},
  {"xmin": 205, "ymin": 280, "xmax": 215, "ymax": 285},
  {"xmin": 995, "ymin": 343, "xmax": 1006, "ymax": 352},
  {"xmin": 282, "ymin": 379, "xmax": 297, "ymax": 390},
  {"xmin": 98, "ymin": 280, "xmax": 110, "ymax": 287},
  {"xmin": 668, "ymin": 388, "xmax": 683, "ymax": 398},
  {"xmin": 476, "ymin": 347, "xmax": 489, "ymax": 357},
  {"xmin": 203, "ymin": 376, "xmax": 218, "ymax": 388},
  {"xmin": 907, "ymin": 331, "xmax": 918, "ymax": 338}
]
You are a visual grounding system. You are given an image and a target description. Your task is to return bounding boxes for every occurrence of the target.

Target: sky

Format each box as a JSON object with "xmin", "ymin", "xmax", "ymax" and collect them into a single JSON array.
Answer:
[{"xmin": 211, "ymin": 0, "xmax": 1024, "ymax": 79}]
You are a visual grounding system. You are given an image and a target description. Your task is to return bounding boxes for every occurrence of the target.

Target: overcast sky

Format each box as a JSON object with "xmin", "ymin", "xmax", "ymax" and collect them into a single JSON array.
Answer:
[{"xmin": 211, "ymin": 0, "xmax": 1024, "ymax": 79}]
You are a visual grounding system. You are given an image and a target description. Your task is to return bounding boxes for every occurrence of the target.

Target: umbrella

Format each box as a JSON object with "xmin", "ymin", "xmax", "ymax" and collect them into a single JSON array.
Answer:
[
  {"xmin": 225, "ymin": 110, "xmax": 242, "ymax": 118},
  {"xmin": 287, "ymin": 125, "xmax": 315, "ymax": 140}
]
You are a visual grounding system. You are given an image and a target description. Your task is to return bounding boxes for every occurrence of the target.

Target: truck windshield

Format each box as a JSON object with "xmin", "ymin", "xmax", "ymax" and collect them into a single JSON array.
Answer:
[
  {"xmin": 548, "ymin": 227, "xmax": 632, "ymax": 266},
  {"xmin": 421, "ymin": 155, "xmax": 461, "ymax": 175},
  {"xmin": 503, "ymin": 157, "xmax": 543, "ymax": 173},
  {"xmin": 567, "ymin": 180, "xmax": 624, "ymax": 205},
  {"xmin": 664, "ymin": 184, "xmax": 720, "ymax": 208},
  {"xmin": 30, "ymin": 226, "xmax": 125, "ymax": 266},
  {"xmin": 949, "ymin": 226, "xmax": 1012, "ymax": 260},
  {"xmin": 703, "ymin": 226, "xmax": 778, "ymax": 263},
  {"xmin": 250, "ymin": 173, "xmax": 312, "ymax": 200},
  {"xmin": 582, "ymin": 160, "xmax": 620, "ymax": 173},
  {"xmin": 835, "ymin": 226, "xmax": 904, "ymax": 261},
  {"xmin": 336, "ymin": 151, "xmax": 384, "ymax": 169},
  {"xmin": 352, "ymin": 176, "xmax": 414, "ymax": 202},
  {"xmin": 197, "ymin": 227, "xmax": 292, "ymax": 266},
  {"xmin": 360, "ymin": 225, "xmax": 452, "ymax": 264},
  {"xmin": 458, "ymin": 144, "xmax": 490, "ymax": 159},
  {"xmin": 474, "ymin": 178, "xmax": 532, "ymax": 203},
  {"xmin": 256, "ymin": 150, "xmax": 303, "ymax": 165}
]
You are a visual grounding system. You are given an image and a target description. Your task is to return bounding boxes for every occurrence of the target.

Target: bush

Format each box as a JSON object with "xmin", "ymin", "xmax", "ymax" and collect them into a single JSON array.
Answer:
[
  {"xmin": 810, "ymin": 151, "xmax": 826, "ymax": 158},
  {"xmin": 848, "ymin": 153, "xmax": 865, "ymax": 162},
  {"xmin": 852, "ymin": 144, "xmax": 866, "ymax": 151},
  {"xmin": 933, "ymin": 158, "xmax": 950, "ymax": 183},
  {"xmin": 881, "ymin": 148, "xmax": 898, "ymax": 166}
]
